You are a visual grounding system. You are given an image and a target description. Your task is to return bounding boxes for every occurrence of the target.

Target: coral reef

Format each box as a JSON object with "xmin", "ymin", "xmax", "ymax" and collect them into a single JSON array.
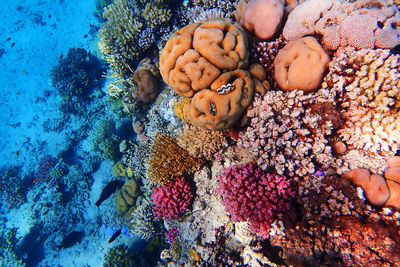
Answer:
[
  {"xmin": 152, "ymin": 176, "xmax": 194, "ymax": 221},
  {"xmin": 274, "ymin": 36, "xmax": 330, "ymax": 92},
  {"xmin": 237, "ymin": 90, "xmax": 338, "ymax": 177},
  {"xmin": 0, "ymin": 167, "xmax": 29, "ymax": 209},
  {"xmin": 323, "ymin": 47, "xmax": 400, "ymax": 159},
  {"xmin": 235, "ymin": 0, "xmax": 284, "ymax": 40},
  {"xmin": 115, "ymin": 179, "xmax": 139, "ymax": 216},
  {"xmin": 160, "ymin": 18, "xmax": 269, "ymax": 130},
  {"xmin": 132, "ymin": 58, "xmax": 160, "ymax": 103},
  {"xmin": 217, "ymin": 163, "xmax": 295, "ymax": 238},
  {"xmin": 84, "ymin": 119, "xmax": 120, "ymax": 162},
  {"xmin": 146, "ymin": 132, "xmax": 203, "ymax": 186},
  {"xmin": 283, "ymin": 0, "xmax": 400, "ymax": 50},
  {"xmin": 121, "ymin": 139, "xmax": 150, "ymax": 181},
  {"xmin": 50, "ymin": 48, "xmax": 103, "ymax": 114},
  {"xmin": 130, "ymin": 195, "xmax": 157, "ymax": 240},
  {"xmin": 176, "ymin": 124, "xmax": 228, "ymax": 160},
  {"xmin": 343, "ymin": 156, "xmax": 400, "ymax": 209}
]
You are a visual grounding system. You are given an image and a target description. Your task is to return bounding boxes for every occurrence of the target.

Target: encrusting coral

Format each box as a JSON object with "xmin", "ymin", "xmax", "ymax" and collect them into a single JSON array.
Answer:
[
  {"xmin": 283, "ymin": 0, "xmax": 400, "ymax": 50},
  {"xmin": 146, "ymin": 132, "xmax": 204, "ymax": 186},
  {"xmin": 115, "ymin": 179, "xmax": 139, "ymax": 216},
  {"xmin": 160, "ymin": 18, "xmax": 269, "ymax": 130},
  {"xmin": 132, "ymin": 58, "xmax": 160, "ymax": 103},
  {"xmin": 176, "ymin": 124, "xmax": 228, "ymax": 160},
  {"xmin": 235, "ymin": 0, "xmax": 284, "ymax": 40},
  {"xmin": 343, "ymin": 156, "xmax": 400, "ymax": 209},
  {"xmin": 274, "ymin": 36, "xmax": 330, "ymax": 92}
]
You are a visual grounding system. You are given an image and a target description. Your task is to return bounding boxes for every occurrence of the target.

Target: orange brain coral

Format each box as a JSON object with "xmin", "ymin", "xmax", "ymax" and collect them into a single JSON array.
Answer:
[{"xmin": 160, "ymin": 18, "xmax": 269, "ymax": 130}]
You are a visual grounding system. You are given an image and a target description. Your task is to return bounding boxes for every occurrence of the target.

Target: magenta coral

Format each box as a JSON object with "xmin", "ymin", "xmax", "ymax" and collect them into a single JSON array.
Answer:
[
  {"xmin": 152, "ymin": 176, "xmax": 193, "ymax": 221},
  {"xmin": 217, "ymin": 163, "xmax": 295, "ymax": 238}
]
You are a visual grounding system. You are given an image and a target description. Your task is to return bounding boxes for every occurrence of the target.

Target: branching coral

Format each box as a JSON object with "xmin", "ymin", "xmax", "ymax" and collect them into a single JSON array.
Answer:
[
  {"xmin": 130, "ymin": 195, "xmax": 157, "ymax": 240},
  {"xmin": 146, "ymin": 132, "xmax": 204, "ymax": 186},
  {"xmin": 216, "ymin": 163, "xmax": 295, "ymax": 238},
  {"xmin": 176, "ymin": 124, "xmax": 228, "ymax": 160},
  {"xmin": 237, "ymin": 90, "xmax": 338, "ymax": 177},
  {"xmin": 321, "ymin": 46, "xmax": 400, "ymax": 168},
  {"xmin": 152, "ymin": 176, "xmax": 194, "ymax": 221}
]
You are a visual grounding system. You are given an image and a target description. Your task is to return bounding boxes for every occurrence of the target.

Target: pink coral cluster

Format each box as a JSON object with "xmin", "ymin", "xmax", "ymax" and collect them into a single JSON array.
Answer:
[
  {"xmin": 216, "ymin": 163, "xmax": 295, "ymax": 238},
  {"xmin": 152, "ymin": 176, "xmax": 193, "ymax": 221}
]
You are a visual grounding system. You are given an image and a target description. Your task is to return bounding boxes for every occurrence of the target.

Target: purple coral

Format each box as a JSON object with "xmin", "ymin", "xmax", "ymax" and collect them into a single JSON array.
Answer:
[
  {"xmin": 152, "ymin": 176, "xmax": 193, "ymax": 221},
  {"xmin": 217, "ymin": 163, "xmax": 295, "ymax": 238}
]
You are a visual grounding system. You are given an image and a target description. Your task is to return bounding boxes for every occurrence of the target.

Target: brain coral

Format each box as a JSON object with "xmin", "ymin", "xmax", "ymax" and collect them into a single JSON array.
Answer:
[
  {"xmin": 152, "ymin": 176, "xmax": 194, "ymax": 221},
  {"xmin": 217, "ymin": 163, "xmax": 295, "ymax": 238},
  {"xmin": 283, "ymin": 0, "xmax": 400, "ymax": 50},
  {"xmin": 160, "ymin": 18, "xmax": 269, "ymax": 130}
]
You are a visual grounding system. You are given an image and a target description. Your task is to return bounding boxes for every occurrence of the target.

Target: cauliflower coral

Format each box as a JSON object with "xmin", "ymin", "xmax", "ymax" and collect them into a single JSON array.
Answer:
[
  {"xmin": 152, "ymin": 176, "xmax": 193, "ymax": 221},
  {"xmin": 216, "ymin": 163, "xmax": 295, "ymax": 238}
]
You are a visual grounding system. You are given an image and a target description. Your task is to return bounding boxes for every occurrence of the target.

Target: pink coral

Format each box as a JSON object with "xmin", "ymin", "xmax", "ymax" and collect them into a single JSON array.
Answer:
[
  {"xmin": 152, "ymin": 176, "xmax": 193, "ymax": 221},
  {"xmin": 216, "ymin": 163, "xmax": 295, "ymax": 238}
]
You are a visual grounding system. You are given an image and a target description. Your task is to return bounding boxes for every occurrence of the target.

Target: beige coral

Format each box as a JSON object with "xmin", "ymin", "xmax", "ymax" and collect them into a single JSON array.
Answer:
[{"xmin": 177, "ymin": 124, "xmax": 228, "ymax": 160}]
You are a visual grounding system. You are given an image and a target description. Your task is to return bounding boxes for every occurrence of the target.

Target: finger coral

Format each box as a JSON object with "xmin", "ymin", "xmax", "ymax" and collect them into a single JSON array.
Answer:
[
  {"xmin": 237, "ymin": 90, "xmax": 337, "ymax": 177},
  {"xmin": 216, "ymin": 163, "xmax": 295, "ymax": 238},
  {"xmin": 176, "ymin": 124, "xmax": 228, "ymax": 160},
  {"xmin": 160, "ymin": 18, "xmax": 269, "ymax": 130},
  {"xmin": 152, "ymin": 176, "xmax": 194, "ymax": 221},
  {"xmin": 146, "ymin": 132, "xmax": 204, "ymax": 186},
  {"xmin": 283, "ymin": 0, "xmax": 400, "ymax": 50}
]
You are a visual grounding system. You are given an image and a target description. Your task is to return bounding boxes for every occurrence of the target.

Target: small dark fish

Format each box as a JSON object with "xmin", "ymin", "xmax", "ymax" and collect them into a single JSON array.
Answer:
[
  {"xmin": 11, "ymin": 42, "xmax": 15, "ymax": 48},
  {"xmin": 377, "ymin": 21, "xmax": 384, "ymax": 29},
  {"xmin": 84, "ymin": 34, "xmax": 88, "ymax": 38},
  {"xmin": 95, "ymin": 179, "xmax": 124, "ymax": 207},
  {"xmin": 6, "ymin": 37, "xmax": 11, "ymax": 41},
  {"xmin": 108, "ymin": 228, "xmax": 122, "ymax": 243},
  {"xmin": 56, "ymin": 231, "xmax": 84, "ymax": 250},
  {"xmin": 390, "ymin": 44, "xmax": 400, "ymax": 55}
]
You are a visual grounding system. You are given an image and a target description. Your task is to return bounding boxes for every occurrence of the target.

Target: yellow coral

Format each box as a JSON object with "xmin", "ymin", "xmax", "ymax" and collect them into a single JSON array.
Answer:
[
  {"xmin": 173, "ymin": 99, "xmax": 190, "ymax": 121},
  {"xmin": 146, "ymin": 132, "xmax": 204, "ymax": 185},
  {"xmin": 115, "ymin": 179, "xmax": 139, "ymax": 216},
  {"xmin": 112, "ymin": 161, "xmax": 134, "ymax": 178},
  {"xmin": 177, "ymin": 124, "xmax": 227, "ymax": 160}
]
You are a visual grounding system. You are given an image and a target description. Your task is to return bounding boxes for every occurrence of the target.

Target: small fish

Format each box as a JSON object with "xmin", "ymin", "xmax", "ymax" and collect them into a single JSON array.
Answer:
[
  {"xmin": 11, "ymin": 42, "xmax": 15, "ymax": 47},
  {"xmin": 16, "ymin": 91, "xmax": 20, "ymax": 95},
  {"xmin": 33, "ymin": 179, "xmax": 40, "ymax": 183},
  {"xmin": 377, "ymin": 21, "xmax": 384, "ymax": 29},
  {"xmin": 15, "ymin": 150, "xmax": 19, "ymax": 157},
  {"xmin": 84, "ymin": 34, "xmax": 88, "ymax": 38},
  {"xmin": 59, "ymin": 54, "xmax": 63, "ymax": 60},
  {"xmin": 22, "ymin": 70, "xmax": 28, "ymax": 75},
  {"xmin": 106, "ymin": 100, "xmax": 113, "ymax": 103},
  {"xmin": 6, "ymin": 37, "xmax": 11, "ymax": 41},
  {"xmin": 95, "ymin": 180, "xmax": 124, "ymax": 207},
  {"xmin": 108, "ymin": 228, "xmax": 121, "ymax": 243}
]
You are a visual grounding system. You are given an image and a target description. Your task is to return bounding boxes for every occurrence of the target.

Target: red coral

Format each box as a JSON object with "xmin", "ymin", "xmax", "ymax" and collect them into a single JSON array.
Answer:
[
  {"xmin": 152, "ymin": 176, "xmax": 193, "ymax": 221},
  {"xmin": 217, "ymin": 163, "xmax": 295, "ymax": 238}
]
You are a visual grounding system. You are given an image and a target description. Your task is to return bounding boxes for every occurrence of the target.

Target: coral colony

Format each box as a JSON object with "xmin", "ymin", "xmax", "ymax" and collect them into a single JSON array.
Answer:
[{"xmin": 2, "ymin": 0, "xmax": 400, "ymax": 266}]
